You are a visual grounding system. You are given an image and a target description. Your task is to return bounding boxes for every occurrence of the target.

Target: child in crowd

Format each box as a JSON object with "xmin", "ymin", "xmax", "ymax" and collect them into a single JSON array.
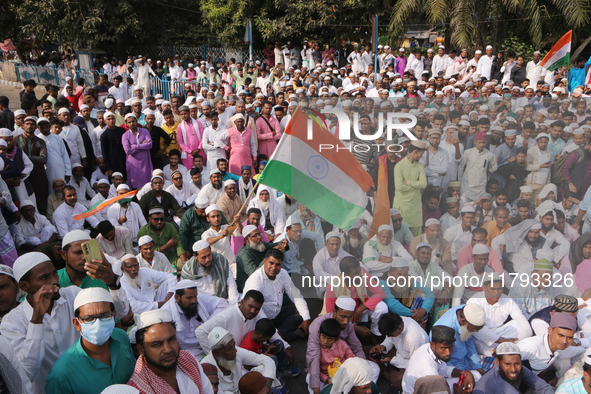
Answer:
[{"xmin": 316, "ymin": 318, "xmax": 355, "ymax": 387}]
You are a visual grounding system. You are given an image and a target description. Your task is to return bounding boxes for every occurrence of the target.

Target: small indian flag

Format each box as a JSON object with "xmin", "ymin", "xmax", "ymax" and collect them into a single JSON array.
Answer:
[
  {"xmin": 73, "ymin": 189, "xmax": 137, "ymax": 221},
  {"xmin": 540, "ymin": 30, "xmax": 572, "ymax": 71},
  {"xmin": 258, "ymin": 108, "xmax": 374, "ymax": 229}
]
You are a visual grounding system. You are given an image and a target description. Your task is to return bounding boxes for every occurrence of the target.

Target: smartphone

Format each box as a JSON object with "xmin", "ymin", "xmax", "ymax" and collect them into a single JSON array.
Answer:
[{"xmin": 82, "ymin": 239, "xmax": 103, "ymax": 266}]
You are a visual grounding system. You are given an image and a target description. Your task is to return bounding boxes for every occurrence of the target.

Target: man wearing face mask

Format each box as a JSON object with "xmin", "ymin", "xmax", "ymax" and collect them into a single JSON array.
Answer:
[{"xmin": 45, "ymin": 288, "xmax": 135, "ymax": 394}]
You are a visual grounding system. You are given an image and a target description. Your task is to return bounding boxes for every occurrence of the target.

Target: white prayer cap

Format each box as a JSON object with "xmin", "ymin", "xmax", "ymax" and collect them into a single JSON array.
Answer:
[
  {"xmin": 536, "ymin": 249, "xmax": 554, "ymax": 262},
  {"xmin": 416, "ymin": 242, "xmax": 432, "ymax": 251},
  {"xmin": 138, "ymin": 235, "xmax": 153, "ymax": 247},
  {"xmin": 189, "ymin": 104, "xmax": 198, "ymax": 109},
  {"xmin": 13, "ymin": 109, "xmax": 26, "ymax": 117},
  {"xmin": 475, "ymin": 50, "xmax": 482, "ymax": 55},
  {"xmin": 37, "ymin": 117, "xmax": 50, "ymax": 125},
  {"xmin": 192, "ymin": 240, "xmax": 210, "ymax": 252},
  {"xmin": 205, "ymin": 205, "xmax": 220, "ymax": 215},
  {"xmin": 335, "ymin": 296, "xmax": 357, "ymax": 311},
  {"xmin": 79, "ymin": 104, "xmax": 90, "ymax": 111},
  {"xmin": 461, "ymin": 206, "xmax": 476, "ymax": 214},
  {"xmin": 104, "ymin": 111, "xmax": 115, "ymax": 119},
  {"xmin": 485, "ymin": 45, "xmax": 493, "ymax": 50},
  {"xmin": 496, "ymin": 342, "xmax": 521, "ymax": 356},
  {"xmin": 155, "ymin": 99, "xmax": 164, "ymax": 106},
  {"xmin": 101, "ymin": 385, "xmax": 140, "ymax": 394},
  {"xmin": 148, "ymin": 207, "xmax": 164, "ymax": 216},
  {"xmin": 398, "ymin": 48, "xmax": 405, "ymax": 52},
  {"xmin": 209, "ymin": 169, "xmax": 221, "ymax": 177},
  {"xmin": 472, "ymin": 244, "xmax": 489, "ymax": 255},
  {"xmin": 390, "ymin": 257, "xmax": 409, "ymax": 269},
  {"xmin": 573, "ymin": 128, "xmax": 586, "ymax": 135},
  {"xmin": 195, "ymin": 196, "xmax": 209, "ymax": 209},
  {"xmin": 520, "ymin": 185, "xmax": 533, "ymax": 193},
  {"xmin": 234, "ymin": 113, "xmax": 245, "ymax": 121},
  {"xmin": 136, "ymin": 309, "xmax": 173, "ymax": 330},
  {"xmin": 124, "ymin": 113, "xmax": 137, "ymax": 121},
  {"xmin": 536, "ymin": 133, "xmax": 550, "ymax": 141},
  {"xmin": 58, "ymin": 108, "xmax": 70, "ymax": 114},
  {"xmin": 188, "ymin": 63, "xmax": 194, "ymax": 68},
  {"xmin": 202, "ymin": 100, "xmax": 211, "ymax": 107},
  {"xmin": 504, "ymin": 129, "xmax": 517, "ymax": 136},
  {"xmin": 13, "ymin": 252, "xmax": 52, "ymax": 282},
  {"xmin": 531, "ymin": 223, "xmax": 542, "ymax": 230},
  {"xmin": 20, "ymin": 199, "xmax": 34, "ymax": 209},
  {"xmin": 325, "ymin": 231, "xmax": 340, "ymax": 241},
  {"xmin": 150, "ymin": 175, "xmax": 163, "ymax": 182},
  {"xmin": 116, "ymin": 184, "xmax": 130, "ymax": 192},
  {"xmin": 143, "ymin": 109, "xmax": 155, "ymax": 116},
  {"xmin": 390, "ymin": 208, "xmax": 401, "ymax": 216},
  {"xmin": 62, "ymin": 229, "xmax": 91, "ymax": 248},
  {"xmin": 463, "ymin": 304, "xmax": 486, "ymax": 326},
  {"xmin": 112, "ymin": 172, "xmax": 123, "ymax": 178},
  {"xmin": 134, "ymin": 85, "xmax": 143, "ymax": 91},
  {"xmin": 348, "ymin": 219, "xmax": 361, "ymax": 231},
  {"xmin": 176, "ymin": 279, "xmax": 197, "ymax": 291},
  {"xmin": 242, "ymin": 225, "xmax": 259, "ymax": 238},
  {"xmin": 0, "ymin": 140, "xmax": 8, "ymax": 148},
  {"xmin": 71, "ymin": 162, "xmax": 83, "ymax": 169},
  {"xmin": 425, "ymin": 218, "xmax": 440, "ymax": 228},
  {"xmin": 0, "ymin": 264, "xmax": 15, "ymax": 280},
  {"xmin": 74, "ymin": 287, "xmax": 113, "ymax": 311},
  {"xmin": 224, "ymin": 179, "xmax": 236, "ymax": 188},
  {"xmin": 342, "ymin": 100, "xmax": 352, "ymax": 107},
  {"xmin": 534, "ymin": 51, "xmax": 541, "ymax": 55},
  {"xmin": 208, "ymin": 327, "xmax": 233, "ymax": 348},
  {"xmin": 120, "ymin": 254, "xmax": 137, "ymax": 263},
  {"xmin": 66, "ymin": 76, "xmax": 73, "ymax": 81},
  {"xmin": 378, "ymin": 224, "xmax": 392, "ymax": 233},
  {"xmin": 0, "ymin": 128, "xmax": 12, "ymax": 137}
]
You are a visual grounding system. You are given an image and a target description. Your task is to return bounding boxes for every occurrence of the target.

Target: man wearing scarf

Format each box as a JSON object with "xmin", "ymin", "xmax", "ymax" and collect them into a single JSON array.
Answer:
[
  {"xmin": 217, "ymin": 180, "xmax": 246, "ymax": 224},
  {"xmin": 379, "ymin": 257, "xmax": 434, "ymax": 324},
  {"xmin": 181, "ymin": 240, "xmax": 239, "ymax": 305},
  {"xmin": 340, "ymin": 219, "xmax": 367, "ymax": 260},
  {"xmin": 247, "ymin": 185, "xmax": 285, "ymax": 241},
  {"xmin": 509, "ymin": 259, "xmax": 559, "ymax": 318},
  {"xmin": 177, "ymin": 106, "xmax": 205, "ymax": 169},
  {"xmin": 237, "ymin": 165, "xmax": 257, "ymax": 204},
  {"xmin": 128, "ymin": 309, "xmax": 213, "ymax": 394},
  {"xmin": 362, "ymin": 225, "xmax": 412, "ymax": 277},
  {"xmin": 324, "ymin": 256, "xmax": 387, "ymax": 337}
]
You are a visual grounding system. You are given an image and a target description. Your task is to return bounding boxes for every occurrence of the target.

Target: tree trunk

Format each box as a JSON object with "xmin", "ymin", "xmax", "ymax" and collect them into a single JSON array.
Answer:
[{"xmin": 571, "ymin": 35, "xmax": 591, "ymax": 63}]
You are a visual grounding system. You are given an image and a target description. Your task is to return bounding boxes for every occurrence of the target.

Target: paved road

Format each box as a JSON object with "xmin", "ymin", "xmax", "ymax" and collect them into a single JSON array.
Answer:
[{"xmin": 0, "ymin": 83, "xmax": 392, "ymax": 393}]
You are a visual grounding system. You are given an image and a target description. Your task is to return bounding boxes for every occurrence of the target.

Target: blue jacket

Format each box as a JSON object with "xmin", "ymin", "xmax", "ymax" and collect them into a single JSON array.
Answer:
[{"xmin": 432, "ymin": 304, "xmax": 481, "ymax": 370}]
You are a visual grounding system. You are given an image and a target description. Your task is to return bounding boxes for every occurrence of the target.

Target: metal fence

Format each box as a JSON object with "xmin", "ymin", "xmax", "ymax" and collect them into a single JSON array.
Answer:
[{"xmin": 126, "ymin": 45, "xmax": 267, "ymax": 65}]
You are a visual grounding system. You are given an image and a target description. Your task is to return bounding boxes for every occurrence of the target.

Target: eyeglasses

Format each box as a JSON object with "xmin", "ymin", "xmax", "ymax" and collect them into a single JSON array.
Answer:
[
  {"xmin": 172, "ymin": 177, "xmax": 182, "ymax": 181},
  {"xmin": 152, "ymin": 217, "xmax": 165, "ymax": 222},
  {"xmin": 392, "ymin": 218, "xmax": 403, "ymax": 223},
  {"xmin": 78, "ymin": 313, "xmax": 113, "ymax": 324}
]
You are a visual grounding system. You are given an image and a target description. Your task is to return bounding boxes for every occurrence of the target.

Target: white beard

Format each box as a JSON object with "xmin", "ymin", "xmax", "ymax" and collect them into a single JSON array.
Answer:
[
  {"xmin": 427, "ymin": 236, "xmax": 441, "ymax": 253},
  {"xmin": 460, "ymin": 324, "xmax": 473, "ymax": 341},
  {"xmin": 349, "ymin": 236, "xmax": 359, "ymax": 248},
  {"xmin": 249, "ymin": 240, "xmax": 267, "ymax": 252},
  {"xmin": 215, "ymin": 354, "xmax": 238, "ymax": 373},
  {"xmin": 124, "ymin": 271, "xmax": 144, "ymax": 289},
  {"xmin": 376, "ymin": 241, "xmax": 391, "ymax": 256},
  {"xmin": 259, "ymin": 200, "xmax": 270, "ymax": 210}
]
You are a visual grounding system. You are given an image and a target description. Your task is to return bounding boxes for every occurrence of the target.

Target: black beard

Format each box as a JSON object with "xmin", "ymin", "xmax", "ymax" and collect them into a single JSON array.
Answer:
[
  {"xmin": 179, "ymin": 303, "xmax": 198, "ymax": 319},
  {"xmin": 525, "ymin": 236, "xmax": 537, "ymax": 245},
  {"xmin": 212, "ymin": 182, "xmax": 222, "ymax": 190},
  {"xmin": 498, "ymin": 365, "xmax": 523, "ymax": 386},
  {"xmin": 144, "ymin": 351, "xmax": 178, "ymax": 371}
]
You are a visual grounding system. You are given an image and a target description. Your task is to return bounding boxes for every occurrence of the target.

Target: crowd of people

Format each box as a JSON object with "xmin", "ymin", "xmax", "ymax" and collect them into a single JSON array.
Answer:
[{"xmin": 2, "ymin": 37, "xmax": 591, "ymax": 394}]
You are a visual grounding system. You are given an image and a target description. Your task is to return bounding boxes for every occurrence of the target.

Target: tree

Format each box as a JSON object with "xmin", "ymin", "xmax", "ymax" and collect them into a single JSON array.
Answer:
[{"xmin": 388, "ymin": 0, "xmax": 590, "ymax": 51}]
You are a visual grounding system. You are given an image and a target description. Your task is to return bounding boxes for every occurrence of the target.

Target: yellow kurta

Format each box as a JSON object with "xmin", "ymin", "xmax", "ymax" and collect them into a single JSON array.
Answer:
[
  {"xmin": 161, "ymin": 121, "xmax": 180, "ymax": 157},
  {"xmin": 392, "ymin": 156, "xmax": 427, "ymax": 230},
  {"xmin": 482, "ymin": 220, "xmax": 512, "ymax": 247}
]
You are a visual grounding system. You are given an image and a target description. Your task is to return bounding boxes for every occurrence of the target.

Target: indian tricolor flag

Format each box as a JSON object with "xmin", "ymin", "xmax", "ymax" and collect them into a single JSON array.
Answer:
[
  {"xmin": 73, "ymin": 189, "xmax": 137, "ymax": 221},
  {"xmin": 258, "ymin": 108, "xmax": 373, "ymax": 229},
  {"xmin": 540, "ymin": 30, "xmax": 572, "ymax": 71}
]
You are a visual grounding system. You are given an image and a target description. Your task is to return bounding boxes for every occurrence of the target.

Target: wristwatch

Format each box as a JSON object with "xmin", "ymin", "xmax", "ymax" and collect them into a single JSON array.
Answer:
[{"xmin": 107, "ymin": 275, "xmax": 121, "ymax": 290}]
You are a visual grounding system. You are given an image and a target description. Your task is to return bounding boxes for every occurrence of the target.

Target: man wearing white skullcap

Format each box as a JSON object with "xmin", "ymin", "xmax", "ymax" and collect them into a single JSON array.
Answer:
[
  {"xmin": 452, "ymin": 243, "xmax": 494, "ymax": 307},
  {"xmin": 1, "ymin": 251, "xmax": 129, "ymax": 393},
  {"xmin": 16, "ymin": 199, "xmax": 57, "ymax": 249},
  {"xmin": 159, "ymin": 278, "xmax": 228, "ymax": 360},
  {"xmin": 362, "ymin": 224, "xmax": 412, "ymax": 277},
  {"xmin": 433, "ymin": 303, "xmax": 486, "ymax": 379},
  {"xmin": 46, "ymin": 287, "xmax": 136, "ymax": 394},
  {"xmin": 409, "ymin": 219, "xmax": 453, "ymax": 277},
  {"xmin": 128, "ymin": 308, "xmax": 214, "ymax": 393},
  {"xmin": 67, "ymin": 162, "xmax": 96, "ymax": 208},
  {"xmin": 390, "ymin": 208, "xmax": 414, "ymax": 247},
  {"xmin": 200, "ymin": 203, "xmax": 243, "ymax": 269},
  {"xmin": 105, "ymin": 183, "xmax": 147, "ymax": 244},
  {"xmin": 201, "ymin": 326, "xmax": 279, "ymax": 393},
  {"xmin": 138, "ymin": 174, "xmax": 186, "ymax": 227},
  {"xmin": 136, "ymin": 235, "xmax": 174, "ymax": 273},
  {"xmin": 166, "ymin": 169, "xmax": 193, "ymax": 207},
  {"xmin": 216, "ymin": 177, "xmax": 247, "ymax": 225},
  {"xmin": 58, "ymin": 106, "xmax": 88, "ymax": 172},
  {"xmin": 444, "ymin": 206, "xmax": 477, "ymax": 262},
  {"xmin": 337, "ymin": 218, "xmax": 367, "ymax": 260},
  {"xmin": 235, "ymin": 223, "xmax": 281, "ymax": 292},
  {"xmin": 52, "ymin": 184, "xmax": 100, "ymax": 238},
  {"xmin": 119, "ymin": 253, "xmax": 177, "ymax": 313},
  {"xmin": 87, "ymin": 176, "xmax": 110, "ymax": 223},
  {"xmin": 306, "ymin": 295, "xmax": 381, "ymax": 391},
  {"xmin": 180, "ymin": 237, "xmax": 239, "ymax": 304},
  {"xmin": 214, "ymin": 109, "xmax": 257, "ymax": 175},
  {"xmin": 0, "ymin": 264, "xmax": 19, "ymax": 321},
  {"xmin": 312, "ymin": 227, "xmax": 354, "ymax": 298},
  {"xmin": 36, "ymin": 111, "xmax": 73, "ymax": 196},
  {"xmin": 135, "ymin": 169, "xmax": 173, "ymax": 200}
]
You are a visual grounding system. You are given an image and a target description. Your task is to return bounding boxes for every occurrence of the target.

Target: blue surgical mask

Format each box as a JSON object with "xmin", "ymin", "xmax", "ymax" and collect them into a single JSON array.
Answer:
[{"xmin": 79, "ymin": 317, "xmax": 115, "ymax": 346}]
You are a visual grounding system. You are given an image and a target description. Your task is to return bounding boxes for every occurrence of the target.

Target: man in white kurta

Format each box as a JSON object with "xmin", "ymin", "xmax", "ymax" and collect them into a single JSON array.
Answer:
[
  {"xmin": 136, "ymin": 235, "xmax": 174, "ymax": 273},
  {"xmin": 52, "ymin": 194, "xmax": 100, "ymax": 238},
  {"xmin": 37, "ymin": 118, "xmax": 72, "ymax": 194},
  {"xmin": 107, "ymin": 185, "xmax": 147, "ymax": 243},
  {"xmin": 372, "ymin": 316, "xmax": 429, "ymax": 370},
  {"xmin": 58, "ymin": 108, "xmax": 86, "ymax": 167},
  {"xmin": 362, "ymin": 225, "xmax": 412, "ymax": 277},
  {"xmin": 119, "ymin": 255, "xmax": 178, "ymax": 313},
  {"xmin": 161, "ymin": 279, "xmax": 229, "ymax": 360},
  {"xmin": 16, "ymin": 200, "xmax": 57, "ymax": 246},
  {"xmin": 201, "ymin": 327, "xmax": 277, "ymax": 394},
  {"xmin": 444, "ymin": 206, "xmax": 476, "ymax": 262}
]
